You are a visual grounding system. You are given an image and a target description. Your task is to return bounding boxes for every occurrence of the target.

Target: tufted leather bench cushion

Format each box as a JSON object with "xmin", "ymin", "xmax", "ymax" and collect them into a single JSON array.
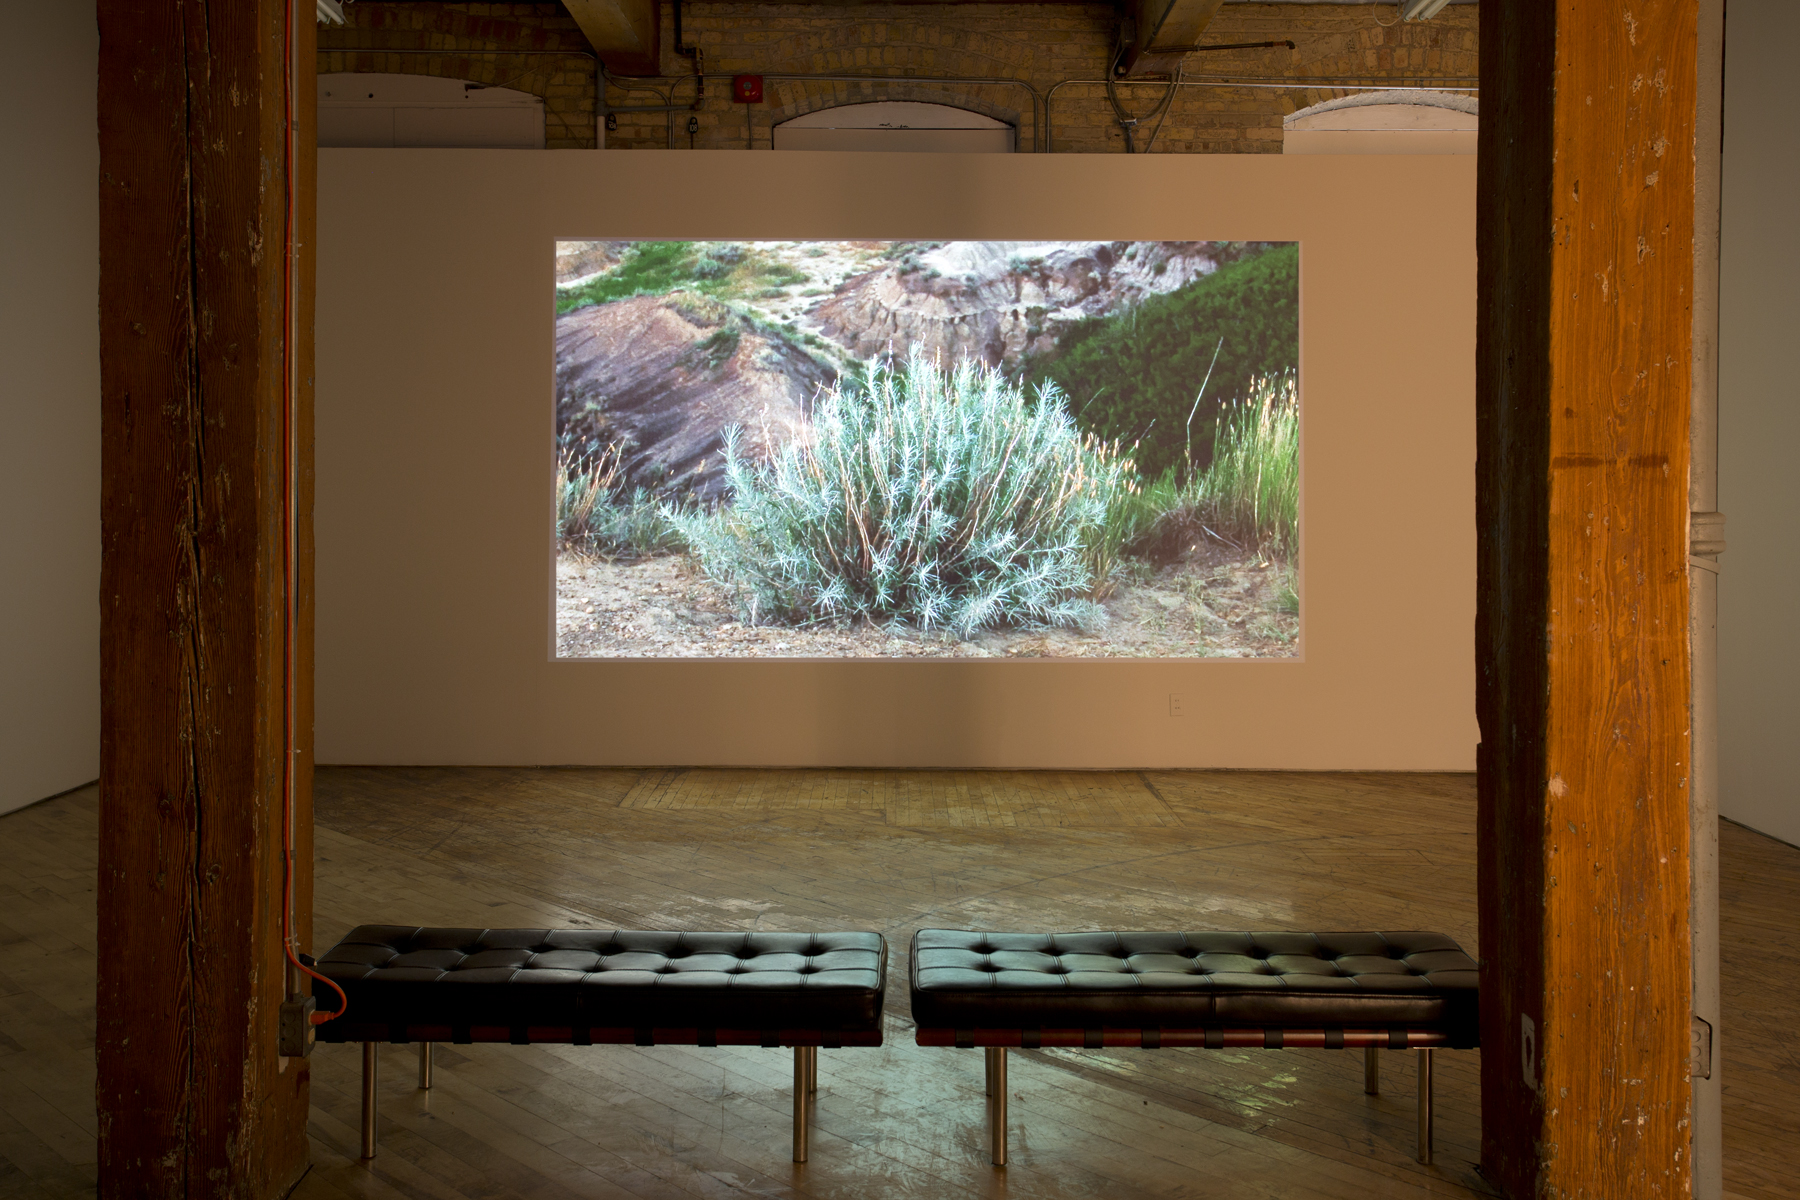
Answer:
[
  {"xmin": 313, "ymin": 926, "xmax": 887, "ymax": 1043},
  {"xmin": 910, "ymin": 929, "xmax": 1477, "ymax": 1046}
]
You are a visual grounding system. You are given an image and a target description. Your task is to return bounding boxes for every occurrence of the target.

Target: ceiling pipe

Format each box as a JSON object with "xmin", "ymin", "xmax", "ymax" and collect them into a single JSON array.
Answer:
[{"xmin": 1125, "ymin": 38, "xmax": 1296, "ymax": 65}]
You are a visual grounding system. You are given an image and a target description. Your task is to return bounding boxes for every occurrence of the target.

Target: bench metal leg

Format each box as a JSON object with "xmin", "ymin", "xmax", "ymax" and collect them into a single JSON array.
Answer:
[
  {"xmin": 792, "ymin": 1046, "xmax": 815, "ymax": 1163},
  {"xmin": 360, "ymin": 1042, "xmax": 378, "ymax": 1159},
  {"xmin": 418, "ymin": 1042, "xmax": 433, "ymax": 1090},
  {"xmin": 1417, "ymin": 1048, "xmax": 1433, "ymax": 1164},
  {"xmin": 986, "ymin": 1047, "xmax": 1007, "ymax": 1167},
  {"xmin": 984, "ymin": 1048, "xmax": 994, "ymax": 1096},
  {"xmin": 1364, "ymin": 1045, "xmax": 1380, "ymax": 1095}
]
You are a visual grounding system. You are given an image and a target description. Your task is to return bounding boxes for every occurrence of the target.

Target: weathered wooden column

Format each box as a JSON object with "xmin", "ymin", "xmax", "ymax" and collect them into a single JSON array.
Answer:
[
  {"xmin": 1477, "ymin": 3, "xmax": 1697, "ymax": 1197},
  {"xmin": 96, "ymin": 1, "xmax": 316, "ymax": 1195}
]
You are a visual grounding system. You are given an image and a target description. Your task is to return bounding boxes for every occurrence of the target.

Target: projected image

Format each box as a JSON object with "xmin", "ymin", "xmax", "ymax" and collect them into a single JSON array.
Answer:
[{"xmin": 554, "ymin": 239, "xmax": 1299, "ymax": 659}]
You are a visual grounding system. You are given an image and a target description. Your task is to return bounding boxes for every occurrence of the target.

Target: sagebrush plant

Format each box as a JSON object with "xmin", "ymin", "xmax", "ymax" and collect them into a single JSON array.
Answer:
[
  {"xmin": 556, "ymin": 441, "xmax": 685, "ymax": 559},
  {"xmin": 671, "ymin": 354, "xmax": 1140, "ymax": 636}
]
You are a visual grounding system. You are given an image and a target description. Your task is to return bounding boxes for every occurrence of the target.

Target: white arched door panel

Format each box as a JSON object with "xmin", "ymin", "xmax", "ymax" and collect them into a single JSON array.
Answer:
[
  {"xmin": 319, "ymin": 73, "xmax": 545, "ymax": 149},
  {"xmin": 773, "ymin": 102, "xmax": 1014, "ymax": 153},
  {"xmin": 1283, "ymin": 90, "xmax": 1476, "ymax": 155}
]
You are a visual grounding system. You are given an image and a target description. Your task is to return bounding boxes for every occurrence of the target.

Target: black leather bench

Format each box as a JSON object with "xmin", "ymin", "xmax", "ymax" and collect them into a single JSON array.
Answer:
[
  {"xmin": 313, "ymin": 925, "xmax": 888, "ymax": 1162},
  {"xmin": 910, "ymin": 928, "xmax": 1479, "ymax": 1166}
]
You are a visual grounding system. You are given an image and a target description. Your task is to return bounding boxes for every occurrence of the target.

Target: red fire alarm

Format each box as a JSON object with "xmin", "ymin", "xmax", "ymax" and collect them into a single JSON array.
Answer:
[{"xmin": 731, "ymin": 74, "xmax": 764, "ymax": 104}]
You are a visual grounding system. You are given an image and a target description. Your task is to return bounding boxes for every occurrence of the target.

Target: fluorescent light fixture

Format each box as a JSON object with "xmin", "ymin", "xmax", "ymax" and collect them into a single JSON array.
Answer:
[
  {"xmin": 317, "ymin": 0, "xmax": 346, "ymax": 24},
  {"xmin": 1399, "ymin": 0, "xmax": 1451, "ymax": 19}
]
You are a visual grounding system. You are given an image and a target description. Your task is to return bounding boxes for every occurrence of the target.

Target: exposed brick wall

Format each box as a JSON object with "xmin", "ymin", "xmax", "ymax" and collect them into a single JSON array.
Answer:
[
  {"xmin": 320, "ymin": 4, "xmax": 600, "ymax": 148},
  {"xmin": 322, "ymin": 2, "xmax": 1475, "ymax": 153}
]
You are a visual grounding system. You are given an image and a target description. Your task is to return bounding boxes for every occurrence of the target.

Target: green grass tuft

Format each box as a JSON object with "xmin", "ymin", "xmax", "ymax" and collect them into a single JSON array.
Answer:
[
  {"xmin": 556, "ymin": 442, "xmax": 686, "ymax": 560},
  {"xmin": 1138, "ymin": 372, "xmax": 1300, "ymax": 561},
  {"xmin": 1197, "ymin": 372, "xmax": 1299, "ymax": 557},
  {"xmin": 556, "ymin": 241, "xmax": 807, "ymax": 314}
]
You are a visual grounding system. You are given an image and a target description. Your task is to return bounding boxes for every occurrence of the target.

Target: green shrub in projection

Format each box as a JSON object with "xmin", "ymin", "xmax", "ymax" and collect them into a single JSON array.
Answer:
[
  {"xmin": 670, "ymin": 354, "xmax": 1142, "ymax": 637},
  {"xmin": 555, "ymin": 241, "xmax": 805, "ymax": 314},
  {"xmin": 1022, "ymin": 243, "xmax": 1299, "ymax": 482}
]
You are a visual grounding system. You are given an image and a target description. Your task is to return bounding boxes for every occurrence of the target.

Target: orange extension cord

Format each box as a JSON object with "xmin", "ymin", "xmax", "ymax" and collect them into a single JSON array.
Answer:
[{"xmin": 280, "ymin": 0, "xmax": 348, "ymax": 1029}]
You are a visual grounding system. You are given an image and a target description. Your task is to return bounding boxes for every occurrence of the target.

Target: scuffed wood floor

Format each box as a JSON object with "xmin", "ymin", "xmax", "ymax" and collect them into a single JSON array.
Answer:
[{"xmin": 1, "ymin": 770, "xmax": 1794, "ymax": 1198}]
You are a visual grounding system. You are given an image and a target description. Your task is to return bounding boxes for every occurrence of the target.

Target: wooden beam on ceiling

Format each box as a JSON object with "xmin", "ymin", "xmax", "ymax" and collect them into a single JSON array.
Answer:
[
  {"xmin": 1118, "ymin": 0, "xmax": 1225, "ymax": 78},
  {"xmin": 565, "ymin": 0, "xmax": 661, "ymax": 77},
  {"xmin": 95, "ymin": 0, "xmax": 316, "ymax": 1194},
  {"xmin": 1476, "ymin": 2, "xmax": 1697, "ymax": 1196}
]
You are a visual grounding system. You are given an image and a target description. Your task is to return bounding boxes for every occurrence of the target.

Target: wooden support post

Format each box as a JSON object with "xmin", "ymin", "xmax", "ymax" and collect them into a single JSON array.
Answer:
[
  {"xmin": 95, "ymin": 1, "xmax": 316, "ymax": 1196},
  {"xmin": 1477, "ymin": 3, "xmax": 1697, "ymax": 1197}
]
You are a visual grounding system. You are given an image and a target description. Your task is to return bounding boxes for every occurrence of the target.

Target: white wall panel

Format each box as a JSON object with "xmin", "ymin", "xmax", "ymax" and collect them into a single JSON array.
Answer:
[{"xmin": 0, "ymin": 0, "xmax": 100, "ymax": 813}]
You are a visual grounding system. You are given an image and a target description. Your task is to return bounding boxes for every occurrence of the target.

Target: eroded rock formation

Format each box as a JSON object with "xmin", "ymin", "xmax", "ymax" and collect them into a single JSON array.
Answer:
[
  {"xmin": 808, "ymin": 241, "xmax": 1230, "ymax": 369},
  {"xmin": 555, "ymin": 293, "xmax": 835, "ymax": 502}
]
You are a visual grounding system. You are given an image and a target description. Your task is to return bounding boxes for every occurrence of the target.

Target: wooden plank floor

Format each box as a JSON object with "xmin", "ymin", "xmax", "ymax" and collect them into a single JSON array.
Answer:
[
  {"xmin": 1717, "ymin": 817, "xmax": 1800, "ymax": 1200},
  {"xmin": 0, "ymin": 772, "xmax": 1793, "ymax": 1199}
]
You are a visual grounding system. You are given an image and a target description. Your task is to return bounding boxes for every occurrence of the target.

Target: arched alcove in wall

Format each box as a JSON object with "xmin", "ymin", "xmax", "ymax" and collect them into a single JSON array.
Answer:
[
  {"xmin": 772, "ymin": 101, "xmax": 1015, "ymax": 153},
  {"xmin": 1282, "ymin": 90, "xmax": 1477, "ymax": 155},
  {"xmin": 319, "ymin": 73, "xmax": 545, "ymax": 149}
]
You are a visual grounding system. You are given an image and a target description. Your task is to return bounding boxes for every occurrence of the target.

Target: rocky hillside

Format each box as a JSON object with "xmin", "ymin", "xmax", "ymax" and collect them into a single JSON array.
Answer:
[
  {"xmin": 551, "ymin": 240, "xmax": 1249, "ymax": 505},
  {"xmin": 555, "ymin": 240, "xmax": 623, "ymax": 287},
  {"xmin": 807, "ymin": 241, "xmax": 1232, "ymax": 369},
  {"xmin": 554, "ymin": 293, "xmax": 835, "ymax": 502}
]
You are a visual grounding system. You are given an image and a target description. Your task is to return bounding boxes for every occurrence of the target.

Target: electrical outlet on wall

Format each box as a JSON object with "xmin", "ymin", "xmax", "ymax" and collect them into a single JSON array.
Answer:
[
  {"xmin": 278, "ymin": 995, "xmax": 316, "ymax": 1058},
  {"xmin": 1169, "ymin": 693, "xmax": 1186, "ymax": 717}
]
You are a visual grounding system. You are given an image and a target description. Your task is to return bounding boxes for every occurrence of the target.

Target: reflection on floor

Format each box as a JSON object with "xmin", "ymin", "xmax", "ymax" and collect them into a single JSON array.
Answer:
[{"xmin": 1, "ymin": 771, "xmax": 1794, "ymax": 1199}]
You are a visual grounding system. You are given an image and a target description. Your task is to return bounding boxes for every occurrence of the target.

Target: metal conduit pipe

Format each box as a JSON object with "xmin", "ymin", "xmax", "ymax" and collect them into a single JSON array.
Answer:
[
  {"xmin": 604, "ymin": 71, "xmax": 700, "ymax": 150},
  {"xmin": 598, "ymin": 66, "xmax": 681, "ymax": 147},
  {"xmin": 1044, "ymin": 76, "xmax": 1476, "ymax": 152},
  {"xmin": 316, "ymin": 46, "xmax": 604, "ymax": 146},
  {"xmin": 671, "ymin": 0, "xmax": 705, "ymax": 111},
  {"xmin": 1132, "ymin": 39, "xmax": 1296, "ymax": 61}
]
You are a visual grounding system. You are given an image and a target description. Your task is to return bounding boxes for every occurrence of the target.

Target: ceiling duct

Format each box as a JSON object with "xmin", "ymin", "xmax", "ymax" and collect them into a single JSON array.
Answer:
[
  {"xmin": 564, "ymin": 0, "xmax": 661, "ymax": 77},
  {"xmin": 1117, "ymin": 0, "xmax": 1226, "ymax": 78}
]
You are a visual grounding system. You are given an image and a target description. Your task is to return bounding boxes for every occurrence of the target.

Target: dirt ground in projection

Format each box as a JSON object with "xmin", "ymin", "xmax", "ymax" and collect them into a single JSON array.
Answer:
[{"xmin": 553, "ymin": 546, "xmax": 1300, "ymax": 659}]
